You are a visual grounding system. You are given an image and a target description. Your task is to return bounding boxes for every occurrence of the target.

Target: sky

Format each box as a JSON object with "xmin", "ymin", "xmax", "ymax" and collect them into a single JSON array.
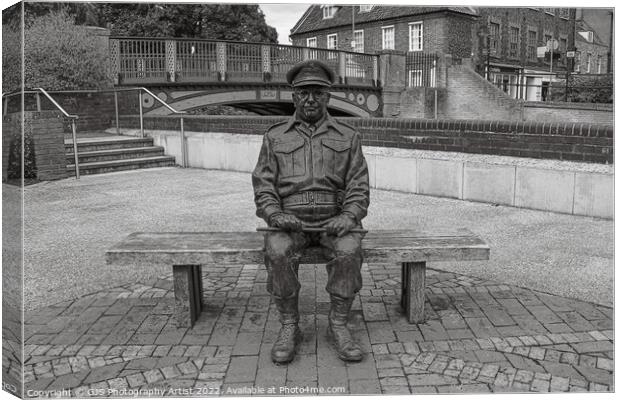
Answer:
[{"xmin": 259, "ymin": 3, "xmax": 311, "ymax": 44}]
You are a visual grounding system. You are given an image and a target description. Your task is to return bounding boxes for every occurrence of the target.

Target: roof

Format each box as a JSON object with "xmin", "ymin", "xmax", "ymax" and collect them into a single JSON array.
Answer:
[{"xmin": 290, "ymin": 5, "xmax": 478, "ymax": 35}]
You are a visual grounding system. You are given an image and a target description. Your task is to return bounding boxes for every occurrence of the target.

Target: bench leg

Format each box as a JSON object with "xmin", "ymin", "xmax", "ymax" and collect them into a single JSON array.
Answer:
[
  {"xmin": 401, "ymin": 261, "xmax": 426, "ymax": 324},
  {"xmin": 173, "ymin": 265, "xmax": 203, "ymax": 328}
]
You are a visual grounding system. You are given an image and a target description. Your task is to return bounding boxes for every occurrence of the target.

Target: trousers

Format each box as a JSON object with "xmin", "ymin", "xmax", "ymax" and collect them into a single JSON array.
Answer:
[{"xmin": 264, "ymin": 230, "xmax": 364, "ymax": 300}]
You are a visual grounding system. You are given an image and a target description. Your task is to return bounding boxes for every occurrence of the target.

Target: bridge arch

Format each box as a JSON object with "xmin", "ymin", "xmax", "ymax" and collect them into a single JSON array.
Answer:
[{"xmin": 142, "ymin": 87, "xmax": 379, "ymax": 117}]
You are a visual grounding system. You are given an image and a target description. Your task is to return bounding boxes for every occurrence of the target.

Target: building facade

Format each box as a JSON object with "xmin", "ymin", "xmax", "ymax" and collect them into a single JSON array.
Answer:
[
  {"xmin": 292, "ymin": 6, "xmax": 613, "ymax": 102},
  {"xmin": 473, "ymin": 7, "xmax": 576, "ymax": 101},
  {"xmin": 290, "ymin": 6, "xmax": 478, "ymax": 57},
  {"xmin": 573, "ymin": 19, "xmax": 610, "ymax": 74}
]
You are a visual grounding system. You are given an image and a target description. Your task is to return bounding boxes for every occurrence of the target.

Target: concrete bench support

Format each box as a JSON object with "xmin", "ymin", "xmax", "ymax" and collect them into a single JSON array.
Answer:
[
  {"xmin": 401, "ymin": 261, "xmax": 426, "ymax": 323},
  {"xmin": 173, "ymin": 264, "xmax": 203, "ymax": 327},
  {"xmin": 106, "ymin": 230, "xmax": 489, "ymax": 328}
]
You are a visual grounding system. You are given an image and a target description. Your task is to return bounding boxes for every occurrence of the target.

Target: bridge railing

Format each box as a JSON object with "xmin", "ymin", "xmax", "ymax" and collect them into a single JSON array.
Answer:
[{"xmin": 110, "ymin": 37, "xmax": 380, "ymax": 87}]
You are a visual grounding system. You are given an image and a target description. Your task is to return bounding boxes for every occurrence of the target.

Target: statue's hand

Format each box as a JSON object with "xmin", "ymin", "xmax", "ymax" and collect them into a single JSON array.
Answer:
[
  {"xmin": 269, "ymin": 213, "xmax": 303, "ymax": 232},
  {"xmin": 322, "ymin": 213, "xmax": 356, "ymax": 237}
]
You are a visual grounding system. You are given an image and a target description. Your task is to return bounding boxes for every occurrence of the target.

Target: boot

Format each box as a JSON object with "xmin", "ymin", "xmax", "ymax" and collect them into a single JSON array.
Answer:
[
  {"xmin": 327, "ymin": 295, "xmax": 363, "ymax": 362},
  {"xmin": 271, "ymin": 296, "xmax": 302, "ymax": 364}
]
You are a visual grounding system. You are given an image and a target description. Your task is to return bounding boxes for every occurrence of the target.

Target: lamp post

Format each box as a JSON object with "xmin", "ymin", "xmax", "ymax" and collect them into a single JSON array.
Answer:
[
  {"xmin": 477, "ymin": 26, "xmax": 491, "ymax": 81},
  {"xmin": 486, "ymin": 35, "xmax": 491, "ymax": 82}
]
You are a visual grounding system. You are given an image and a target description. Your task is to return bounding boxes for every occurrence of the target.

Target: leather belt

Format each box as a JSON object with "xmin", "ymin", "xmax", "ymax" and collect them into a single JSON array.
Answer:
[{"xmin": 282, "ymin": 191, "xmax": 342, "ymax": 206}]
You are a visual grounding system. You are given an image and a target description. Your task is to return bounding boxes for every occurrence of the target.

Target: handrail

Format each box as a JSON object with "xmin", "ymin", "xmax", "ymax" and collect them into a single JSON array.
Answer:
[
  {"xmin": 138, "ymin": 87, "xmax": 186, "ymax": 115},
  {"xmin": 36, "ymin": 88, "xmax": 79, "ymax": 119},
  {"xmin": 111, "ymin": 86, "xmax": 188, "ymax": 167},
  {"xmin": 109, "ymin": 35, "xmax": 379, "ymax": 57},
  {"xmin": 2, "ymin": 89, "xmax": 82, "ymax": 179},
  {"xmin": 37, "ymin": 88, "xmax": 81, "ymax": 179}
]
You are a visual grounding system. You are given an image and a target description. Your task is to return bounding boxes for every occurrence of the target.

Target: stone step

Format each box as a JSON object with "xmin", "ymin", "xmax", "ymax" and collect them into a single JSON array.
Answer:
[
  {"xmin": 66, "ymin": 146, "xmax": 167, "ymax": 164},
  {"xmin": 65, "ymin": 137, "xmax": 155, "ymax": 153},
  {"xmin": 66, "ymin": 156, "xmax": 177, "ymax": 176}
]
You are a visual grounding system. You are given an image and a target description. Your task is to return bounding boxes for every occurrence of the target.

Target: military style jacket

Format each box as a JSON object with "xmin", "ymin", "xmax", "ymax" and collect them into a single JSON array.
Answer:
[{"xmin": 252, "ymin": 113, "xmax": 369, "ymax": 224}]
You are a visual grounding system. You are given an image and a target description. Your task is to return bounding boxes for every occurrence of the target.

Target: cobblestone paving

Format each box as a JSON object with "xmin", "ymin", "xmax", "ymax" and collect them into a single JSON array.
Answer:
[{"xmin": 18, "ymin": 264, "xmax": 613, "ymax": 397}]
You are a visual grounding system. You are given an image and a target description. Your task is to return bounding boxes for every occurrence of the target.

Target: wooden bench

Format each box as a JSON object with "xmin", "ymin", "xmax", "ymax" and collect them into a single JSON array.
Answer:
[{"xmin": 106, "ymin": 229, "xmax": 489, "ymax": 328}]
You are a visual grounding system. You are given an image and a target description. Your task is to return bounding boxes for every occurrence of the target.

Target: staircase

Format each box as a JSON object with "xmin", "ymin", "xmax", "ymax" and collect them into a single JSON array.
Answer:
[
  {"xmin": 65, "ymin": 133, "xmax": 176, "ymax": 176},
  {"xmin": 445, "ymin": 64, "xmax": 523, "ymax": 121}
]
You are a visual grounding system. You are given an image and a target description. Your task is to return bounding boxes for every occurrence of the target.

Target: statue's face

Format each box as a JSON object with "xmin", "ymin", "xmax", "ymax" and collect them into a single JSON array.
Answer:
[{"xmin": 292, "ymin": 85, "xmax": 330, "ymax": 124}]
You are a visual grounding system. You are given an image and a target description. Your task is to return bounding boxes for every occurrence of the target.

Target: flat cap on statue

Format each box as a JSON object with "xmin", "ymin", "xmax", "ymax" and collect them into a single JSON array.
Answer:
[{"xmin": 286, "ymin": 59, "xmax": 336, "ymax": 87}]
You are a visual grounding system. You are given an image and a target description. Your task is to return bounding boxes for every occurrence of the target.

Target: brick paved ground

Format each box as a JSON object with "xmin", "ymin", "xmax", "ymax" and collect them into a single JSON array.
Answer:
[{"xmin": 17, "ymin": 262, "xmax": 613, "ymax": 397}]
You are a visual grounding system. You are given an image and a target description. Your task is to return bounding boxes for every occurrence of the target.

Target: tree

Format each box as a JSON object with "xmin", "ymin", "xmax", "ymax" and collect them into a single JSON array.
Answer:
[
  {"xmin": 100, "ymin": 3, "xmax": 277, "ymax": 42},
  {"xmin": 22, "ymin": 11, "xmax": 110, "ymax": 91},
  {"xmin": 2, "ymin": 23, "xmax": 21, "ymax": 93}
]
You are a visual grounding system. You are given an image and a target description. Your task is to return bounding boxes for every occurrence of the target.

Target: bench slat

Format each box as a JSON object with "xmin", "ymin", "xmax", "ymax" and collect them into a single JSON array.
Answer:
[{"xmin": 106, "ymin": 229, "xmax": 490, "ymax": 266}]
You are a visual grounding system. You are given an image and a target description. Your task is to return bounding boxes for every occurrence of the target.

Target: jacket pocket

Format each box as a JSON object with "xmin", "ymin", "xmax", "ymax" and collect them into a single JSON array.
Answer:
[
  {"xmin": 274, "ymin": 138, "xmax": 306, "ymax": 178},
  {"xmin": 322, "ymin": 138, "xmax": 351, "ymax": 178}
]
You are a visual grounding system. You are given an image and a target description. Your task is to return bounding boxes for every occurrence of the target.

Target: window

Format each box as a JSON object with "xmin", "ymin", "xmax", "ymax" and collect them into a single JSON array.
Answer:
[
  {"xmin": 353, "ymin": 29, "xmax": 364, "ymax": 53},
  {"xmin": 558, "ymin": 8, "xmax": 570, "ymax": 19},
  {"xmin": 527, "ymin": 30, "xmax": 537, "ymax": 60},
  {"xmin": 575, "ymin": 52, "xmax": 581, "ymax": 72},
  {"xmin": 327, "ymin": 34, "xmax": 338, "ymax": 50},
  {"xmin": 409, "ymin": 70, "xmax": 422, "ymax": 87},
  {"xmin": 509, "ymin": 27, "xmax": 519, "ymax": 58},
  {"xmin": 559, "ymin": 37, "xmax": 567, "ymax": 63},
  {"xmin": 307, "ymin": 37, "xmax": 317, "ymax": 58},
  {"xmin": 489, "ymin": 22, "xmax": 500, "ymax": 55},
  {"xmin": 323, "ymin": 5, "xmax": 336, "ymax": 19},
  {"xmin": 597, "ymin": 55, "xmax": 602, "ymax": 73},
  {"xmin": 409, "ymin": 22, "xmax": 423, "ymax": 51},
  {"xmin": 408, "ymin": 66, "xmax": 435, "ymax": 87},
  {"xmin": 579, "ymin": 31, "xmax": 594, "ymax": 43},
  {"xmin": 559, "ymin": 38, "xmax": 567, "ymax": 53},
  {"xmin": 327, "ymin": 34, "xmax": 337, "ymax": 59},
  {"xmin": 359, "ymin": 5, "xmax": 373, "ymax": 12},
  {"xmin": 382, "ymin": 26, "xmax": 395, "ymax": 50},
  {"xmin": 586, "ymin": 53, "xmax": 591, "ymax": 73}
]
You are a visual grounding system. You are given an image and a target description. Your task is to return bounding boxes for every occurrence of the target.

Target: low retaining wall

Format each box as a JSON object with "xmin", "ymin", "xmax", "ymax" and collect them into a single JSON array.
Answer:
[
  {"xmin": 523, "ymin": 101, "xmax": 613, "ymax": 125},
  {"xmin": 119, "ymin": 115, "xmax": 613, "ymax": 164},
  {"xmin": 113, "ymin": 128, "xmax": 613, "ymax": 220}
]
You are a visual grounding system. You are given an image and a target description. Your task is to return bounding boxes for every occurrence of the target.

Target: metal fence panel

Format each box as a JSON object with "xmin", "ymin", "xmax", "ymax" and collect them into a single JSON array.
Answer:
[
  {"xmin": 176, "ymin": 40, "xmax": 219, "ymax": 82},
  {"xmin": 118, "ymin": 39, "xmax": 167, "ymax": 83},
  {"xmin": 405, "ymin": 52, "xmax": 437, "ymax": 88}
]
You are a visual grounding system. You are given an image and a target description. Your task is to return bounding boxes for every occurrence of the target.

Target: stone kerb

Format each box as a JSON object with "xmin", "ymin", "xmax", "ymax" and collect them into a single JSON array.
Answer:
[{"xmin": 110, "ymin": 125, "xmax": 613, "ymax": 219}]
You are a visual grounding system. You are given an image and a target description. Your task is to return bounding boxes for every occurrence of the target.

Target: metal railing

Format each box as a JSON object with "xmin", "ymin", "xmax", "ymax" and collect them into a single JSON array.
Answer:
[
  {"xmin": 110, "ymin": 87, "xmax": 189, "ymax": 167},
  {"xmin": 405, "ymin": 52, "xmax": 438, "ymax": 88},
  {"xmin": 110, "ymin": 37, "xmax": 380, "ymax": 87},
  {"xmin": 2, "ymin": 88, "xmax": 81, "ymax": 179}
]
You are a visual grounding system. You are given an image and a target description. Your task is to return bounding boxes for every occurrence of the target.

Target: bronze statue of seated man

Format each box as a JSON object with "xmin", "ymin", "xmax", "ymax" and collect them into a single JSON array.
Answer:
[{"xmin": 252, "ymin": 59, "xmax": 370, "ymax": 364}]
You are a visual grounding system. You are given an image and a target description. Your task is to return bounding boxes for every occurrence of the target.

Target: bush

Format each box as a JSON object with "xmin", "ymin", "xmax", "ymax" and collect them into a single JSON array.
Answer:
[
  {"xmin": 2, "ymin": 25, "xmax": 22, "ymax": 93},
  {"xmin": 7, "ymin": 130, "xmax": 37, "ymax": 180},
  {"xmin": 550, "ymin": 74, "xmax": 614, "ymax": 104},
  {"xmin": 21, "ymin": 11, "xmax": 110, "ymax": 91}
]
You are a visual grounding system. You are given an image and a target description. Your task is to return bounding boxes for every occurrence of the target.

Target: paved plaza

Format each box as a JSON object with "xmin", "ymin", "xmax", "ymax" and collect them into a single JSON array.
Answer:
[{"xmin": 5, "ymin": 167, "xmax": 614, "ymax": 396}]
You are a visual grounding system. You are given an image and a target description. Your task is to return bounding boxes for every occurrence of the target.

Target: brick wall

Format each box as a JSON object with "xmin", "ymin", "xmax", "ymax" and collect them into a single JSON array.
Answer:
[
  {"xmin": 291, "ymin": 12, "xmax": 474, "ymax": 56},
  {"xmin": 523, "ymin": 101, "xmax": 613, "ymax": 125},
  {"xmin": 4, "ymin": 91, "xmax": 125, "ymax": 133},
  {"xmin": 119, "ymin": 115, "xmax": 613, "ymax": 164},
  {"xmin": 444, "ymin": 59, "xmax": 522, "ymax": 121},
  {"xmin": 574, "ymin": 39, "xmax": 609, "ymax": 73},
  {"xmin": 2, "ymin": 114, "xmax": 20, "ymax": 181},
  {"xmin": 2, "ymin": 111, "xmax": 69, "ymax": 181},
  {"xmin": 475, "ymin": 8, "xmax": 573, "ymax": 73},
  {"xmin": 400, "ymin": 87, "xmax": 447, "ymax": 119}
]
